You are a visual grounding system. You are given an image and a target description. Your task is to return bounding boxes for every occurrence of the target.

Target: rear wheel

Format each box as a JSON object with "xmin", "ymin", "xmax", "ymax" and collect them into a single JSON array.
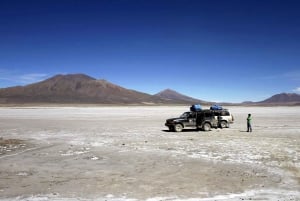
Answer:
[
  {"xmin": 203, "ymin": 123, "xmax": 211, "ymax": 131},
  {"xmin": 220, "ymin": 121, "xmax": 228, "ymax": 128},
  {"xmin": 174, "ymin": 124, "xmax": 183, "ymax": 132}
]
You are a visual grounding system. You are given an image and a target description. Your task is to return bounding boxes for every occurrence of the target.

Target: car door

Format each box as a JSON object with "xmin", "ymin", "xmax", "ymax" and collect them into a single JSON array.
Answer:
[{"xmin": 185, "ymin": 112, "xmax": 197, "ymax": 127}]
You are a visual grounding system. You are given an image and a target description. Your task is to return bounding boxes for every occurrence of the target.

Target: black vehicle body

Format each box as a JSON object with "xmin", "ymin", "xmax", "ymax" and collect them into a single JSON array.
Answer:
[{"xmin": 165, "ymin": 110, "xmax": 219, "ymax": 132}]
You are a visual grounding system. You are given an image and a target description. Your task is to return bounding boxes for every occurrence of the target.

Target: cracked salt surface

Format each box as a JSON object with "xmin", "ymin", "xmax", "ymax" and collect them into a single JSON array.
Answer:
[
  {"xmin": 1, "ymin": 189, "xmax": 300, "ymax": 201},
  {"xmin": 0, "ymin": 106, "xmax": 299, "ymax": 201},
  {"xmin": 59, "ymin": 147, "xmax": 91, "ymax": 156}
]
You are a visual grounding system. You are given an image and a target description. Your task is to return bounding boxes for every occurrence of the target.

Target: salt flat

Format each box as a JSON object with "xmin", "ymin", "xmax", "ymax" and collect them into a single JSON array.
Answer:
[{"xmin": 0, "ymin": 106, "xmax": 299, "ymax": 201}]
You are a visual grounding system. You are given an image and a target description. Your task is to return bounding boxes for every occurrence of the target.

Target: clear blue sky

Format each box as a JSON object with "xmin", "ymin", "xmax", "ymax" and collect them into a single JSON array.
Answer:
[{"xmin": 0, "ymin": 0, "xmax": 299, "ymax": 103}]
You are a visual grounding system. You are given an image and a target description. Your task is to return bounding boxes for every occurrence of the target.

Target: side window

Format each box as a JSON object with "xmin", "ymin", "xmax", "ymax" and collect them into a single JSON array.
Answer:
[
  {"xmin": 205, "ymin": 112, "xmax": 212, "ymax": 117},
  {"xmin": 221, "ymin": 111, "xmax": 230, "ymax": 116},
  {"xmin": 189, "ymin": 113, "xmax": 196, "ymax": 118},
  {"xmin": 214, "ymin": 111, "xmax": 220, "ymax": 116}
]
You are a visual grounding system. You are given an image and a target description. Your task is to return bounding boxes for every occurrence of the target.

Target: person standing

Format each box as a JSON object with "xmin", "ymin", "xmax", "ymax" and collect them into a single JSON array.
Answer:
[{"xmin": 247, "ymin": 113, "xmax": 252, "ymax": 132}]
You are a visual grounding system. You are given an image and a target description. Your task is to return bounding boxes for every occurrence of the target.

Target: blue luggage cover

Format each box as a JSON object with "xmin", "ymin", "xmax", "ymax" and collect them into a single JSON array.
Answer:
[
  {"xmin": 210, "ymin": 105, "xmax": 223, "ymax": 110},
  {"xmin": 190, "ymin": 104, "xmax": 202, "ymax": 111}
]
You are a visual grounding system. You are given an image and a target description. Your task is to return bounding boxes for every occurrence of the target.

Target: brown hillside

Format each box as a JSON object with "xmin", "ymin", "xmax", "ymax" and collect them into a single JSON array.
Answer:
[
  {"xmin": 154, "ymin": 89, "xmax": 210, "ymax": 104},
  {"xmin": 0, "ymin": 74, "xmax": 165, "ymax": 104}
]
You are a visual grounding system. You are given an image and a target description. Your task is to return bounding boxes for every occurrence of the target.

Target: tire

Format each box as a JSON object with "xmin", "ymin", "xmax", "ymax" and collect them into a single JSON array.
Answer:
[
  {"xmin": 174, "ymin": 124, "xmax": 183, "ymax": 132},
  {"xmin": 203, "ymin": 123, "xmax": 211, "ymax": 131},
  {"xmin": 220, "ymin": 121, "xmax": 228, "ymax": 128}
]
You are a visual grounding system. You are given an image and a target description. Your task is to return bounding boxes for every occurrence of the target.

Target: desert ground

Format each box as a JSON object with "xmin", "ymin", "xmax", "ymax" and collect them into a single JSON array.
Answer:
[{"xmin": 0, "ymin": 106, "xmax": 299, "ymax": 201}]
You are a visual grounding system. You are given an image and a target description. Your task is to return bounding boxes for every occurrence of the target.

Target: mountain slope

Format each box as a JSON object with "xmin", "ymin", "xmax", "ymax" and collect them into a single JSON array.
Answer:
[
  {"xmin": 1, "ymin": 74, "xmax": 299, "ymax": 105},
  {"xmin": 154, "ymin": 89, "xmax": 210, "ymax": 104},
  {"xmin": 259, "ymin": 93, "xmax": 300, "ymax": 104},
  {"xmin": 0, "ymin": 74, "xmax": 165, "ymax": 104}
]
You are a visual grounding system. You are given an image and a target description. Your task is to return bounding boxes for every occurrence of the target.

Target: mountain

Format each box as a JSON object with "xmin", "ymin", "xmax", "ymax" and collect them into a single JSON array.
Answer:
[
  {"xmin": 259, "ymin": 93, "xmax": 300, "ymax": 105},
  {"xmin": 154, "ymin": 89, "xmax": 211, "ymax": 104},
  {"xmin": 0, "ymin": 74, "xmax": 165, "ymax": 104},
  {"xmin": 1, "ymin": 74, "xmax": 299, "ymax": 105}
]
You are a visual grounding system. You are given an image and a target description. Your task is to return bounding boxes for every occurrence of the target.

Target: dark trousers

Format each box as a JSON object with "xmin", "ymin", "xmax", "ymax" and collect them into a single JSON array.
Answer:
[{"xmin": 247, "ymin": 122, "xmax": 252, "ymax": 132}]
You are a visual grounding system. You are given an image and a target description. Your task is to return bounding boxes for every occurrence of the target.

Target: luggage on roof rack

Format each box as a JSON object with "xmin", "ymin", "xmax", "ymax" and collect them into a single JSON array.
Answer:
[
  {"xmin": 190, "ymin": 104, "xmax": 202, "ymax": 112},
  {"xmin": 210, "ymin": 104, "xmax": 223, "ymax": 110}
]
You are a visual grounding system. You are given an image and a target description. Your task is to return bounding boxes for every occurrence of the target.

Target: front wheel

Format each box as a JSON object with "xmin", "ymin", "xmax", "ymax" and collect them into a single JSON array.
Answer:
[
  {"xmin": 174, "ymin": 124, "xmax": 183, "ymax": 132},
  {"xmin": 203, "ymin": 123, "xmax": 211, "ymax": 131}
]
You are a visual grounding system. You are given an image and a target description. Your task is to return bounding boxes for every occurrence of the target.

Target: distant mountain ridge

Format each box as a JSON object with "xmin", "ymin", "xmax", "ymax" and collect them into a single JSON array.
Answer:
[
  {"xmin": 259, "ymin": 93, "xmax": 300, "ymax": 105},
  {"xmin": 0, "ymin": 73, "xmax": 299, "ymax": 105},
  {"xmin": 0, "ymin": 74, "xmax": 165, "ymax": 104},
  {"xmin": 155, "ymin": 89, "xmax": 210, "ymax": 104}
]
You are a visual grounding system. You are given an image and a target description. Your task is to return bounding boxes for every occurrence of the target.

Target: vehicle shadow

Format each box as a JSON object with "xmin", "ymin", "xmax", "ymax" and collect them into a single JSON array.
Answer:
[{"xmin": 162, "ymin": 129, "xmax": 200, "ymax": 132}]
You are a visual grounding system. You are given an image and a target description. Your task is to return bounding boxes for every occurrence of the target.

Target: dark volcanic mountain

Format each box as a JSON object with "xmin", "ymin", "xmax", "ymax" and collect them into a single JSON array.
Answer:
[
  {"xmin": 1, "ymin": 74, "xmax": 299, "ymax": 105},
  {"xmin": 0, "ymin": 74, "xmax": 165, "ymax": 104},
  {"xmin": 259, "ymin": 93, "xmax": 300, "ymax": 105},
  {"xmin": 154, "ymin": 89, "xmax": 210, "ymax": 104}
]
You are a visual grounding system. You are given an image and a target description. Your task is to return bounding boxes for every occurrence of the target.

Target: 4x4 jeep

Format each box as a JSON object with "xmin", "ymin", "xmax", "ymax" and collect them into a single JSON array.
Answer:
[{"xmin": 165, "ymin": 109, "xmax": 234, "ymax": 132}]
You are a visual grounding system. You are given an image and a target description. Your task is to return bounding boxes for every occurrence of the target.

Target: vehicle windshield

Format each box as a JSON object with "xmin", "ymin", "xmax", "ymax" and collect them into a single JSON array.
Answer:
[{"xmin": 180, "ymin": 112, "xmax": 191, "ymax": 118}]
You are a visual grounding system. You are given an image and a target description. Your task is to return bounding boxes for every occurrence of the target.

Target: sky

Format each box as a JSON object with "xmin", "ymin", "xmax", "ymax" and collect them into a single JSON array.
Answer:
[{"xmin": 0, "ymin": 0, "xmax": 300, "ymax": 103}]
